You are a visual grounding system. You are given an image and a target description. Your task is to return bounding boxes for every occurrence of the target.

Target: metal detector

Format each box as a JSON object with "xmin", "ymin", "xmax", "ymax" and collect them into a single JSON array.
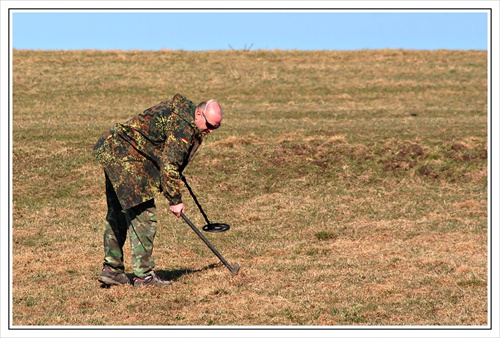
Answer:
[
  {"xmin": 180, "ymin": 212, "xmax": 240, "ymax": 276},
  {"xmin": 181, "ymin": 175, "xmax": 230, "ymax": 233}
]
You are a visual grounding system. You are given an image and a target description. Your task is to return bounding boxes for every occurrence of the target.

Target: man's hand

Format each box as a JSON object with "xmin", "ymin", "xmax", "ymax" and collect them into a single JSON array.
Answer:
[{"xmin": 170, "ymin": 203, "xmax": 185, "ymax": 217}]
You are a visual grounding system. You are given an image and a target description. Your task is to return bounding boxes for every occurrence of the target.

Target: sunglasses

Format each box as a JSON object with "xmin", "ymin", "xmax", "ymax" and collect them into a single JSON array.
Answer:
[{"xmin": 202, "ymin": 113, "xmax": 220, "ymax": 130}]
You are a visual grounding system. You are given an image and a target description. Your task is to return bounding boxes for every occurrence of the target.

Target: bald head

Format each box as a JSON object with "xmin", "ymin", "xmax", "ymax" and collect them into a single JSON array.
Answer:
[{"xmin": 195, "ymin": 99, "xmax": 223, "ymax": 134}]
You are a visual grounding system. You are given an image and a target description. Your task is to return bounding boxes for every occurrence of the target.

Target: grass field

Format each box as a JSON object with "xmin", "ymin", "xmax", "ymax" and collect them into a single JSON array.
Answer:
[{"xmin": 11, "ymin": 49, "xmax": 488, "ymax": 327}]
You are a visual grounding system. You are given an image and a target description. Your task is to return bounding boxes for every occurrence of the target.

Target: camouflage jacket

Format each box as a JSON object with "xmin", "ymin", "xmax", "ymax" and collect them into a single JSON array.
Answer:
[{"xmin": 93, "ymin": 94, "xmax": 203, "ymax": 210}]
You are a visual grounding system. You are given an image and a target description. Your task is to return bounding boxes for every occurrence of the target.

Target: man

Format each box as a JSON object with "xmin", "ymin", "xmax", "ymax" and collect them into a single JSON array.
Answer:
[{"xmin": 93, "ymin": 93, "xmax": 223, "ymax": 287}]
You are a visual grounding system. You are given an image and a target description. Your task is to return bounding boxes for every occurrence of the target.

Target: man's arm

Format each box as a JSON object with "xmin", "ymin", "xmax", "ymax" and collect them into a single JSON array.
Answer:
[{"xmin": 161, "ymin": 119, "xmax": 194, "ymax": 207}]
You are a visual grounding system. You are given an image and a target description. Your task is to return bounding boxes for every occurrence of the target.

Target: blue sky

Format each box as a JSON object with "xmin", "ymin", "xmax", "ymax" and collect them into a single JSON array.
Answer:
[{"xmin": 12, "ymin": 11, "xmax": 488, "ymax": 51}]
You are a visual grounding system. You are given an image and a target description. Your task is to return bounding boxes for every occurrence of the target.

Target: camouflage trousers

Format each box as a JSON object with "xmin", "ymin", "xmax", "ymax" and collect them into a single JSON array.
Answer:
[{"xmin": 103, "ymin": 173, "xmax": 158, "ymax": 278}]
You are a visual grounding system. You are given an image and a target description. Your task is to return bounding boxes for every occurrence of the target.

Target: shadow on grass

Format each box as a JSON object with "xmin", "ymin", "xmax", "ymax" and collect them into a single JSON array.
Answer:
[
  {"xmin": 100, "ymin": 263, "xmax": 222, "ymax": 288},
  {"xmin": 155, "ymin": 262, "xmax": 223, "ymax": 281}
]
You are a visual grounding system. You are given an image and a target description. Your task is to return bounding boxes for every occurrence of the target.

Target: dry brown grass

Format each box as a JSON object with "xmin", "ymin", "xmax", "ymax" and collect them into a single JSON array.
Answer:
[{"xmin": 11, "ymin": 49, "xmax": 488, "ymax": 329}]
